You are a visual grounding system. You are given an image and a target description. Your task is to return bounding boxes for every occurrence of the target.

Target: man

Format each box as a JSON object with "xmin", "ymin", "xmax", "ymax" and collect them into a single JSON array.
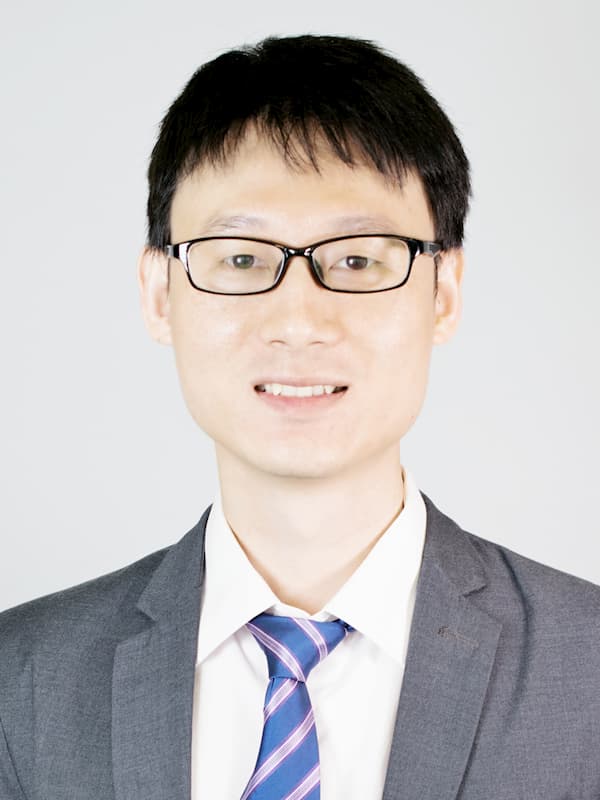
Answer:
[{"xmin": 1, "ymin": 33, "xmax": 599, "ymax": 800}]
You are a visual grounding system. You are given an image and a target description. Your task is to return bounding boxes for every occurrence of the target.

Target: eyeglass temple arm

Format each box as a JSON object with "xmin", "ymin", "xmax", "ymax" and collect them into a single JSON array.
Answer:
[{"xmin": 422, "ymin": 241, "xmax": 442, "ymax": 257}]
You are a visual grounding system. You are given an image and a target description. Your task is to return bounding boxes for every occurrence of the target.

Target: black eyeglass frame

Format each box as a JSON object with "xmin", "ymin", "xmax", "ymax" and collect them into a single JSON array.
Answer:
[{"xmin": 164, "ymin": 233, "xmax": 442, "ymax": 295}]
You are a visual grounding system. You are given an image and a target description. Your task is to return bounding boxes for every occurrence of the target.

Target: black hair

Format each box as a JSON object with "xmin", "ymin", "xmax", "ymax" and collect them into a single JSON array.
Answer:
[{"xmin": 146, "ymin": 34, "xmax": 471, "ymax": 252}]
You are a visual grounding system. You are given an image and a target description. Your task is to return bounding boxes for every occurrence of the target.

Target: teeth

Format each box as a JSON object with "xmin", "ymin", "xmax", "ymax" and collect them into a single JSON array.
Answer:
[{"xmin": 258, "ymin": 383, "xmax": 345, "ymax": 397}]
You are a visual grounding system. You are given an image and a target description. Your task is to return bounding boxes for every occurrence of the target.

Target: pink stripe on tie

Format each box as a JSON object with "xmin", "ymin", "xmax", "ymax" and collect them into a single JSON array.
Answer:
[
  {"xmin": 283, "ymin": 763, "xmax": 320, "ymax": 800},
  {"xmin": 247, "ymin": 622, "xmax": 305, "ymax": 681},
  {"xmin": 240, "ymin": 709, "xmax": 315, "ymax": 800},
  {"xmin": 293, "ymin": 618, "xmax": 328, "ymax": 662},
  {"xmin": 264, "ymin": 678, "xmax": 296, "ymax": 720}
]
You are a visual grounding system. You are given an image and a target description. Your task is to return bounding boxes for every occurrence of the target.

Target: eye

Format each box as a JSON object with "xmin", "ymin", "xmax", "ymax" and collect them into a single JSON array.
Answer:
[
  {"xmin": 225, "ymin": 254, "xmax": 259, "ymax": 270},
  {"xmin": 337, "ymin": 255, "xmax": 376, "ymax": 271}
]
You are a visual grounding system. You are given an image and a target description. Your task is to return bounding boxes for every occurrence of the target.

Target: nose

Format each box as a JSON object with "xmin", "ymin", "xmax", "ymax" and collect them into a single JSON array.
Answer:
[{"xmin": 257, "ymin": 254, "xmax": 341, "ymax": 347}]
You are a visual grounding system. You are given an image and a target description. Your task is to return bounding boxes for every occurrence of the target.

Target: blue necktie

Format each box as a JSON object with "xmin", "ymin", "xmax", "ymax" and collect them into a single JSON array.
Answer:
[{"xmin": 241, "ymin": 612, "xmax": 354, "ymax": 800}]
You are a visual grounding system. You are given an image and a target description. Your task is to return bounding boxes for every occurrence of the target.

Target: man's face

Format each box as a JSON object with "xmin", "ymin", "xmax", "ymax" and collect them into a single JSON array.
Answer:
[{"xmin": 139, "ymin": 129, "xmax": 463, "ymax": 482}]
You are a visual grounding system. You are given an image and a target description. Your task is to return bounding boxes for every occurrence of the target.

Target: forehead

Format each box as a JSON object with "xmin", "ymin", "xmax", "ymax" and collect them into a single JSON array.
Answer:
[{"xmin": 169, "ymin": 129, "xmax": 434, "ymax": 243}]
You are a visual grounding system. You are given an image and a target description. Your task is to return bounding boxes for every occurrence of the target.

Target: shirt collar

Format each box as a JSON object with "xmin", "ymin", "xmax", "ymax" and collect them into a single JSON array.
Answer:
[{"xmin": 196, "ymin": 466, "xmax": 426, "ymax": 666}]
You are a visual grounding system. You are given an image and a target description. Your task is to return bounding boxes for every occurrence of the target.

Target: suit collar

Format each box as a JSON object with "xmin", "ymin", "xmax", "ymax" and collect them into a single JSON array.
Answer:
[
  {"xmin": 135, "ymin": 505, "xmax": 210, "ymax": 622},
  {"xmin": 419, "ymin": 491, "xmax": 488, "ymax": 597},
  {"xmin": 382, "ymin": 491, "xmax": 502, "ymax": 799}
]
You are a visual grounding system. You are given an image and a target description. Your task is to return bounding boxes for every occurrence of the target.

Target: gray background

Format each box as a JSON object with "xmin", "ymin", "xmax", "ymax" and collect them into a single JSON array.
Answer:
[{"xmin": 1, "ymin": 0, "xmax": 598, "ymax": 611}]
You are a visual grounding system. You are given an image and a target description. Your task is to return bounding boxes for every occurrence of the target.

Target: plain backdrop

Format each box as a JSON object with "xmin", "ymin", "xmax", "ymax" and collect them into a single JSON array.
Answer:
[{"xmin": 1, "ymin": 0, "xmax": 599, "ymax": 611}]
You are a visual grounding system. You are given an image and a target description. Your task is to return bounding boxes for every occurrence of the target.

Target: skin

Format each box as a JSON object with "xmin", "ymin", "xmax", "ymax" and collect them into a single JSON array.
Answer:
[{"xmin": 138, "ymin": 127, "xmax": 464, "ymax": 614}]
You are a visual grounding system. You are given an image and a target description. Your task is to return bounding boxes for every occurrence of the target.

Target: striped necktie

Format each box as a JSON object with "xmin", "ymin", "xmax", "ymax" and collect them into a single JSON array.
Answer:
[{"xmin": 241, "ymin": 612, "xmax": 354, "ymax": 800}]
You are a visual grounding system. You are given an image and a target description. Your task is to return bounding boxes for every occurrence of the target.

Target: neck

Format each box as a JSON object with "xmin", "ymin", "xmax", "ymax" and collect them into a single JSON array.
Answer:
[{"xmin": 215, "ymin": 445, "xmax": 405, "ymax": 615}]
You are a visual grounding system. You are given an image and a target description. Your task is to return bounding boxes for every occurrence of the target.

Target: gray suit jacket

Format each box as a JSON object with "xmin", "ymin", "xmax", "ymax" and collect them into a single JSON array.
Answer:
[{"xmin": 1, "ymin": 492, "xmax": 599, "ymax": 799}]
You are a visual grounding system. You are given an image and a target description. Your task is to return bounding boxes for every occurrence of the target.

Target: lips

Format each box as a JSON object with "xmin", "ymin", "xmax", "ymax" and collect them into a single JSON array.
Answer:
[{"xmin": 255, "ymin": 383, "xmax": 349, "ymax": 408}]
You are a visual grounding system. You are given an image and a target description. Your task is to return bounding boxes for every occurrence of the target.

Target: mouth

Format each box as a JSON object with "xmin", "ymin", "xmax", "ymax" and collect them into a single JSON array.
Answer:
[
  {"xmin": 253, "ymin": 383, "xmax": 349, "ymax": 411},
  {"xmin": 254, "ymin": 384, "xmax": 348, "ymax": 396}
]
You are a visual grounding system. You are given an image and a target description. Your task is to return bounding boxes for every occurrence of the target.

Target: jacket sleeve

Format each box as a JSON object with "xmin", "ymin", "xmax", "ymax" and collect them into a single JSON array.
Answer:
[{"xmin": 0, "ymin": 714, "xmax": 27, "ymax": 800}]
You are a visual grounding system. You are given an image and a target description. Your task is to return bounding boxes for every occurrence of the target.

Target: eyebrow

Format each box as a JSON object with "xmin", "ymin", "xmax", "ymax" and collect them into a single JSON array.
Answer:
[{"xmin": 200, "ymin": 214, "xmax": 400, "ymax": 237}]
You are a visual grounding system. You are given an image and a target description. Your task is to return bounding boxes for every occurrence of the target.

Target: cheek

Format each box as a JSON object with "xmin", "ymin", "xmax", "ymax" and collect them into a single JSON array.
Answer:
[
  {"xmin": 371, "ymin": 288, "xmax": 435, "ymax": 362},
  {"xmin": 168, "ymin": 290, "xmax": 243, "ymax": 402},
  {"xmin": 376, "ymin": 324, "xmax": 432, "ymax": 389},
  {"xmin": 368, "ymin": 297, "xmax": 435, "ymax": 420},
  {"xmin": 170, "ymin": 275, "xmax": 242, "ymax": 350}
]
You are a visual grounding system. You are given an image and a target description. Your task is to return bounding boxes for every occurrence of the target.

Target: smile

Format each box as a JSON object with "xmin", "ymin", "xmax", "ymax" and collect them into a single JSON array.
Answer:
[{"xmin": 256, "ymin": 383, "xmax": 348, "ymax": 397}]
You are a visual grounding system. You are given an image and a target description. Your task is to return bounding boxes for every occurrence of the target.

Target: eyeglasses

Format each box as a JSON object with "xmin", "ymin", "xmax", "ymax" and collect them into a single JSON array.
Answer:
[{"xmin": 164, "ymin": 234, "xmax": 442, "ymax": 295}]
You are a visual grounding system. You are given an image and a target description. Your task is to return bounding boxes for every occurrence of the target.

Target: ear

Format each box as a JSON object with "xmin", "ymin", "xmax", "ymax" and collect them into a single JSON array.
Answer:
[
  {"xmin": 433, "ymin": 247, "xmax": 464, "ymax": 345},
  {"xmin": 137, "ymin": 246, "xmax": 172, "ymax": 345}
]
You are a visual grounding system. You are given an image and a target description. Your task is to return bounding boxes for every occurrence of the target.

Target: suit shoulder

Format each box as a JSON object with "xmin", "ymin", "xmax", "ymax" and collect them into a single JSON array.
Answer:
[
  {"xmin": 421, "ymin": 491, "xmax": 600, "ymax": 627},
  {"xmin": 465, "ymin": 527, "xmax": 600, "ymax": 623},
  {"xmin": 0, "ymin": 545, "xmax": 170, "ymax": 654}
]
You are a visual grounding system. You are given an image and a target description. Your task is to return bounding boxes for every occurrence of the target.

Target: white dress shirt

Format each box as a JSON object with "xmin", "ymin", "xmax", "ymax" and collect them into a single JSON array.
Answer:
[{"xmin": 191, "ymin": 465, "xmax": 427, "ymax": 799}]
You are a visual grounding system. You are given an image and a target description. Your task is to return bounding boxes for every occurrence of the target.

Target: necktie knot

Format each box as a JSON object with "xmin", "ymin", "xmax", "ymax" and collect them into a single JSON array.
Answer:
[{"xmin": 246, "ymin": 613, "xmax": 354, "ymax": 681}]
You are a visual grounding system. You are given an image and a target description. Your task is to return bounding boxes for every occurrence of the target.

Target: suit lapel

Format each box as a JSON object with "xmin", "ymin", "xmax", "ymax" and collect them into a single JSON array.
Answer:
[
  {"xmin": 382, "ymin": 493, "xmax": 502, "ymax": 800},
  {"xmin": 112, "ymin": 507, "xmax": 210, "ymax": 800}
]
